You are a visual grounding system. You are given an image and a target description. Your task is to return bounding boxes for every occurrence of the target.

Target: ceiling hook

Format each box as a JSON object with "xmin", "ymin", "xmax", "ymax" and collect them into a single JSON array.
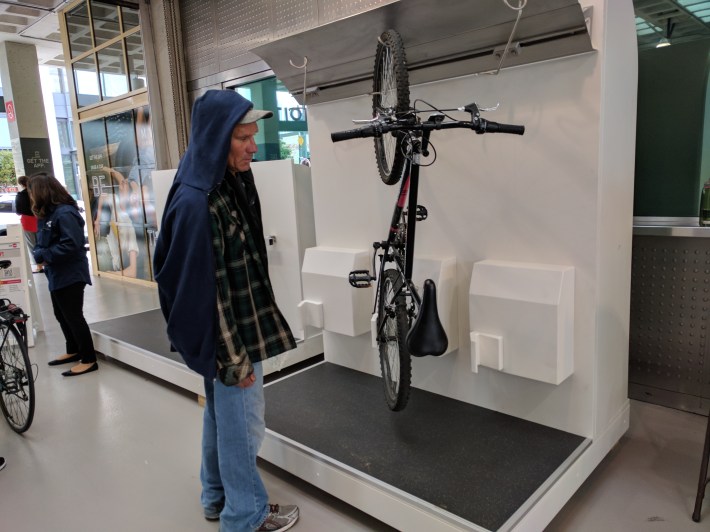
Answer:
[{"xmin": 289, "ymin": 57, "xmax": 308, "ymax": 70}]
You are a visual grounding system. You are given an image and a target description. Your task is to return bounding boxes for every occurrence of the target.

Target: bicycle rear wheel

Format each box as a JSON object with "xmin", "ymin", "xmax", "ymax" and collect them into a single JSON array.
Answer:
[
  {"xmin": 377, "ymin": 268, "xmax": 412, "ymax": 411},
  {"xmin": 0, "ymin": 323, "xmax": 34, "ymax": 433},
  {"xmin": 373, "ymin": 29, "xmax": 410, "ymax": 186}
]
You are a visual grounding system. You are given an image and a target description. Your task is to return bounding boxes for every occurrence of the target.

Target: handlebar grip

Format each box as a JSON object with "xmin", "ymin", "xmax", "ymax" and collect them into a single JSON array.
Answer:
[
  {"xmin": 481, "ymin": 120, "xmax": 525, "ymax": 135},
  {"xmin": 331, "ymin": 126, "xmax": 377, "ymax": 142}
]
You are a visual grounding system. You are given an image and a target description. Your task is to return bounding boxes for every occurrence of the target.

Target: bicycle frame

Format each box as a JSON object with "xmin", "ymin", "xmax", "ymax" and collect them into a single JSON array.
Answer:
[{"xmin": 374, "ymin": 129, "xmax": 433, "ymax": 340}]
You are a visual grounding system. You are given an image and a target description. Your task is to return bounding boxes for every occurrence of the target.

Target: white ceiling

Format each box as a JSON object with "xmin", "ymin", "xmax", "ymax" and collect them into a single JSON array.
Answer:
[{"xmin": 0, "ymin": 0, "xmax": 69, "ymax": 66}]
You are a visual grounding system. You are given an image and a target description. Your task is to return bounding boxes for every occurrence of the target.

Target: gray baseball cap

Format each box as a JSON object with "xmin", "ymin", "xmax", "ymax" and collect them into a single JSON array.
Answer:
[{"xmin": 239, "ymin": 109, "xmax": 274, "ymax": 124}]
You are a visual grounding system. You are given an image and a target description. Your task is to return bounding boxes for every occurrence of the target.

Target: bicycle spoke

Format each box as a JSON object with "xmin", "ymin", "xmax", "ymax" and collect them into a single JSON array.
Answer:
[{"xmin": 0, "ymin": 322, "xmax": 34, "ymax": 432}]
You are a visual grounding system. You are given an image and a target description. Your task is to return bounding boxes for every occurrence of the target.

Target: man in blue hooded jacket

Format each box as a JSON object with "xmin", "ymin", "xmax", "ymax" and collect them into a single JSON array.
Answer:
[{"xmin": 154, "ymin": 90, "xmax": 299, "ymax": 531}]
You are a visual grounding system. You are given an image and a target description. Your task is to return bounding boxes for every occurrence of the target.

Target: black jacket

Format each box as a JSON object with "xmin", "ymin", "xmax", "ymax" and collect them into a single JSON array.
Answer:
[{"xmin": 15, "ymin": 189, "xmax": 33, "ymax": 216}]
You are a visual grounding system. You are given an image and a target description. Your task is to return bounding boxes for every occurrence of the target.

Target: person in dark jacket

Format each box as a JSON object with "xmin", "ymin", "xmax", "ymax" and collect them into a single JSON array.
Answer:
[
  {"xmin": 14, "ymin": 175, "xmax": 41, "ymax": 272},
  {"xmin": 28, "ymin": 173, "xmax": 97, "ymax": 377},
  {"xmin": 153, "ymin": 90, "xmax": 299, "ymax": 531}
]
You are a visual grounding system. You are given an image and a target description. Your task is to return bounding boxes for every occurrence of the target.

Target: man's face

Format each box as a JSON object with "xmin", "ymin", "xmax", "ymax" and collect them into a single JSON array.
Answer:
[{"xmin": 227, "ymin": 122, "xmax": 259, "ymax": 173}]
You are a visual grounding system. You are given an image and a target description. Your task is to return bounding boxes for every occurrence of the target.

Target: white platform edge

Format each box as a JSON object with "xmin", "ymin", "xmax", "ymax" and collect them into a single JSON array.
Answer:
[
  {"xmin": 259, "ymin": 367, "xmax": 624, "ymax": 532},
  {"xmin": 259, "ymin": 429, "xmax": 485, "ymax": 532},
  {"xmin": 91, "ymin": 330, "xmax": 324, "ymax": 397}
]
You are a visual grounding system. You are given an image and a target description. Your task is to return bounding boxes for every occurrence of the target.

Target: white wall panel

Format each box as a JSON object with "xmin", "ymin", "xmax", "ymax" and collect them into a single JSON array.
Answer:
[{"xmin": 307, "ymin": 0, "xmax": 636, "ymax": 439}]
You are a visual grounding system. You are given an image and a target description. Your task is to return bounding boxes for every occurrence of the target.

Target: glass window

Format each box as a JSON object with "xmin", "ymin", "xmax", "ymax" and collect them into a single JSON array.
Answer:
[
  {"xmin": 90, "ymin": 1, "xmax": 120, "ymax": 47},
  {"xmin": 48, "ymin": 68, "xmax": 63, "ymax": 94},
  {"xmin": 81, "ymin": 108, "xmax": 156, "ymax": 281},
  {"xmin": 0, "ymin": 116, "xmax": 10, "ymax": 149},
  {"xmin": 97, "ymin": 41, "xmax": 128, "ymax": 98},
  {"xmin": 231, "ymin": 77, "xmax": 310, "ymax": 165},
  {"xmin": 122, "ymin": 6, "xmax": 140, "ymax": 31},
  {"xmin": 73, "ymin": 54, "xmax": 100, "ymax": 107},
  {"xmin": 126, "ymin": 31, "xmax": 146, "ymax": 91},
  {"xmin": 66, "ymin": 2, "xmax": 93, "ymax": 58}
]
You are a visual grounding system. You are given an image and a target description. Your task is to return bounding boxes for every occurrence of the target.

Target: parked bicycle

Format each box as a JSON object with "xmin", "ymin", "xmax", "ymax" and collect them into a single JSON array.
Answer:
[
  {"xmin": 0, "ymin": 259, "xmax": 34, "ymax": 433},
  {"xmin": 331, "ymin": 29, "xmax": 525, "ymax": 411}
]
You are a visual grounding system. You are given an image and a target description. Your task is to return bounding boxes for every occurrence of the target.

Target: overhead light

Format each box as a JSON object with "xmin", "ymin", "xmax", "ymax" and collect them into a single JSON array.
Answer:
[{"xmin": 656, "ymin": 17, "xmax": 675, "ymax": 48}]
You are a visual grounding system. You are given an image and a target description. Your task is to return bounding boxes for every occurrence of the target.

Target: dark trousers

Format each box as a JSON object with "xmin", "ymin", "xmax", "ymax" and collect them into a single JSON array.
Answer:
[{"xmin": 50, "ymin": 282, "xmax": 96, "ymax": 364}]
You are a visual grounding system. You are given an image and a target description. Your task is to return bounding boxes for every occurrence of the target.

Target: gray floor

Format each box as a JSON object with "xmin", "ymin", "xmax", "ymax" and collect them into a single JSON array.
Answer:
[{"xmin": 0, "ymin": 272, "xmax": 708, "ymax": 532}]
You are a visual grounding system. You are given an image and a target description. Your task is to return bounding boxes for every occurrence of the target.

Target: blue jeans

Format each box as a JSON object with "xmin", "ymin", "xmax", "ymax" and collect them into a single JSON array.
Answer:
[{"xmin": 201, "ymin": 362, "xmax": 269, "ymax": 532}]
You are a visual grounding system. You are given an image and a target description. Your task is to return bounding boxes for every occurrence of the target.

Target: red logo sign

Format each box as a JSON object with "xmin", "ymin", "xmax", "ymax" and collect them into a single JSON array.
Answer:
[{"xmin": 5, "ymin": 101, "xmax": 15, "ymax": 122}]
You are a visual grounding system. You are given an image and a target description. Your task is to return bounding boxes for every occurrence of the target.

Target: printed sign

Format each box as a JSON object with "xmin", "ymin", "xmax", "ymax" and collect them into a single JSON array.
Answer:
[
  {"xmin": 5, "ymin": 100, "xmax": 15, "ymax": 122},
  {"xmin": 19, "ymin": 137, "xmax": 52, "ymax": 173}
]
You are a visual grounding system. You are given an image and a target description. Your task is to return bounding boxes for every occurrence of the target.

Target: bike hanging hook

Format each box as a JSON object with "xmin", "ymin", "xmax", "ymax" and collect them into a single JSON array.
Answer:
[
  {"xmin": 289, "ymin": 56, "xmax": 309, "ymax": 107},
  {"xmin": 488, "ymin": 0, "xmax": 527, "ymax": 76}
]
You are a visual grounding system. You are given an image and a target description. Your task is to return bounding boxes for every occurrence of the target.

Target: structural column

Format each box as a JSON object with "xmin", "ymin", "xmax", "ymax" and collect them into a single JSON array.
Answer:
[{"xmin": 0, "ymin": 42, "xmax": 53, "ymax": 177}]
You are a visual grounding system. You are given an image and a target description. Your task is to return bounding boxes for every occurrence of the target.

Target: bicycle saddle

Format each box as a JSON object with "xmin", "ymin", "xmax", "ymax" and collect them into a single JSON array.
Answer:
[{"xmin": 406, "ymin": 279, "xmax": 448, "ymax": 357}]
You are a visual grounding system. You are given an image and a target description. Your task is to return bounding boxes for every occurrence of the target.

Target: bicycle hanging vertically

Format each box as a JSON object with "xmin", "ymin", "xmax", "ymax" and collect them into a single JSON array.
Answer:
[{"xmin": 331, "ymin": 29, "xmax": 525, "ymax": 411}]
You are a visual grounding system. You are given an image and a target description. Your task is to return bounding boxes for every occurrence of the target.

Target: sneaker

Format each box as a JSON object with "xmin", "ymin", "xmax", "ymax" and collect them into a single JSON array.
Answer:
[
  {"xmin": 0, "ymin": 457, "xmax": 5, "ymax": 471},
  {"xmin": 256, "ymin": 504, "xmax": 299, "ymax": 531}
]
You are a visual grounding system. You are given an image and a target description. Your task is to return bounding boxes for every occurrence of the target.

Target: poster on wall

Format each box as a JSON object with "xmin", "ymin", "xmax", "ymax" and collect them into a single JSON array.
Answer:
[
  {"xmin": 81, "ymin": 107, "xmax": 157, "ymax": 281},
  {"xmin": 19, "ymin": 137, "xmax": 53, "ymax": 174}
]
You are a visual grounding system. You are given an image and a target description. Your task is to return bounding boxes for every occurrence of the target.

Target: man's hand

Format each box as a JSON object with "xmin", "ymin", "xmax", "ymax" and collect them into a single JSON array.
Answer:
[{"xmin": 237, "ymin": 372, "xmax": 257, "ymax": 388}]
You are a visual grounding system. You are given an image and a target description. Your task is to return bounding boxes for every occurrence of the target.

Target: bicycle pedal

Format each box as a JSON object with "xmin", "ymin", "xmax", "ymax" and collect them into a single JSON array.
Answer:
[
  {"xmin": 349, "ymin": 270, "xmax": 373, "ymax": 288},
  {"xmin": 416, "ymin": 205, "xmax": 428, "ymax": 221}
]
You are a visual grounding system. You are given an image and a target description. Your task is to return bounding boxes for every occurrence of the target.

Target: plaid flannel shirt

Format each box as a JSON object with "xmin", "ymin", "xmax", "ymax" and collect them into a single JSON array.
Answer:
[{"xmin": 208, "ymin": 171, "xmax": 296, "ymax": 385}]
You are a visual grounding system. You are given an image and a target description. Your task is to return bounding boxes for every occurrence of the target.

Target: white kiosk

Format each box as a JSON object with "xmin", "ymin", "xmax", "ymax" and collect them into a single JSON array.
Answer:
[{"xmin": 251, "ymin": 1, "xmax": 637, "ymax": 530}]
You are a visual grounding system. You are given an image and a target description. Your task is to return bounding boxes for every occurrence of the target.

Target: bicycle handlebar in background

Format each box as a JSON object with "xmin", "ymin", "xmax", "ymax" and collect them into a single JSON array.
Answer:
[
  {"xmin": 331, "ymin": 126, "xmax": 378, "ymax": 142},
  {"xmin": 330, "ymin": 117, "xmax": 525, "ymax": 143}
]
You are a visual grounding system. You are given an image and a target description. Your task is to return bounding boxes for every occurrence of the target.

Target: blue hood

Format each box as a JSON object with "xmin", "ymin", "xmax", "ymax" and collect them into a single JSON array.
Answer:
[{"xmin": 175, "ymin": 90, "xmax": 253, "ymax": 191}]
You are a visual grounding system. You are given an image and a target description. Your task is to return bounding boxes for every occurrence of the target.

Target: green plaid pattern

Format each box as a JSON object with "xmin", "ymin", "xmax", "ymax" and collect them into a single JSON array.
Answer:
[{"xmin": 209, "ymin": 173, "xmax": 296, "ymax": 385}]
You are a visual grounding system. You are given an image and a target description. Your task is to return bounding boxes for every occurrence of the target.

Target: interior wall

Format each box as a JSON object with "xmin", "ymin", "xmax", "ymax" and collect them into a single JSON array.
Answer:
[
  {"xmin": 635, "ymin": 39, "xmax": 710, "ymax": 217},
  {"xmin": 307, "ymin": 0, "xmax": 636, "ymax": 438}
]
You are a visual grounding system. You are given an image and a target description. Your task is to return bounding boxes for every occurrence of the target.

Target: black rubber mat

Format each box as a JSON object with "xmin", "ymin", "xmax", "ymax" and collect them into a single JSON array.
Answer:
[
  {"xmin": 264, "ymin": 362, "xmax": 586, "ymax": 531},
  {"xmin": 89, "ymin": 309, "xmax": 183, "ymax": 365}
]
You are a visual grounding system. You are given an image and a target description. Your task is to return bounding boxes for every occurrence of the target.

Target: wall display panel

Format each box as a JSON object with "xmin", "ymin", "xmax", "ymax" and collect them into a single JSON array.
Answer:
[
  {"xmin": 97, "ymin": 40, "xmax": 129, "ymax": 98},
  {"xmin": 81, "ymin": 107, "xmax": 156, "ymax": 281},
  {"xmin": 216, "ymin": 0, "xmax": 270, "ymax": 71},
  {"xmin": 90, "ymin": 0, "xmax": 120, "ymax": 46},
  {"xmin": 181, "ymin": 0, "xmax": 396, "ymax": 85},
  {"xmin": 181, "ymin": 0, "xmax": 218, "ymax": 81},
  {"xmin": 317, "ymin": 0, "xmax": 396, "ymax": 24},
  {"xmin": 273, "ymin": 0, "xmax": 317, "ymax": 39}
]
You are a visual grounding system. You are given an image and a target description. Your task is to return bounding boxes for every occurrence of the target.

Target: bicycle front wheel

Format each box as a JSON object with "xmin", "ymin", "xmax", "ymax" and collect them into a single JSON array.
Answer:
[
  {"xmin": 373, "ymin": 29, "xmax": 410, "ymax": 186},
  {"xmin": 377, "ymin": 268, "xmax": 412, "ymax": 411},
  {"xmin": 0, "ymin": 323, "xmax": 35, "ymax": 433}
]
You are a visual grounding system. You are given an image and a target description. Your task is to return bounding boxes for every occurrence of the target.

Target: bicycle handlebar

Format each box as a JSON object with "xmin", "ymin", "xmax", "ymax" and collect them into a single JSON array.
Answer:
[{"xmin": 331, "ymin": 117, "xmax": 525, "ymax": 143}]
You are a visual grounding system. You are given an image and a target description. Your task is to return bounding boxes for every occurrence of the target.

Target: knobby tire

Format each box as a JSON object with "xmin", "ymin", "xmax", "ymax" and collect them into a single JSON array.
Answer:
[
  {"xmin": 377, "ymin": 268, "xmax": 412, "ymax": 411},
  {"xmin": 373, "ymin": 29, "xmax": 410, "ymax": 185}
]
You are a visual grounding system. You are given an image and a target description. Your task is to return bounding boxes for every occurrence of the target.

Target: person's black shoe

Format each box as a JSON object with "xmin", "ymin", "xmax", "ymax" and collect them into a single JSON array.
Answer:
[
  {"xmin": 48, "ymin": 354, "xmax": 81, "ymax": 366},
  {"xmin": 62, "ymin": 362, "xmax": 99, "ymax": 377}
]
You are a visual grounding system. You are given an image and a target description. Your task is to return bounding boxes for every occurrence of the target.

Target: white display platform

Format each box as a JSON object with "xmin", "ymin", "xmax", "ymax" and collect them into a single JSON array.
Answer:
[
  {"xmin": 259, "ymin": 1, "xmax": 637, "ymax": 530},
  {"xmin": 92, "ymin": 328, "xmax": 323, "ymax": 396}
]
